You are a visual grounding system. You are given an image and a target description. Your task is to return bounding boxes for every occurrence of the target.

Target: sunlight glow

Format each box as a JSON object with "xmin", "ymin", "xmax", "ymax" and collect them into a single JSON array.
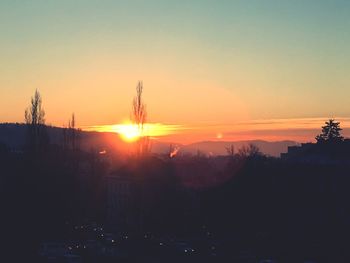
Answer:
[
  {"xmin": 113, "ymin": 124, "xmax": 142, "ymax": 142},
  {"xmin": 216, "ymin": 133, "xmax": 223, "ymax": 139},
  {"xmin": 82, "ymin": 118, "xmax": 350, "ymax": 143},
  {"xmin": 84, "ymin": 123, "xmax": 183, "ymax": 142}
]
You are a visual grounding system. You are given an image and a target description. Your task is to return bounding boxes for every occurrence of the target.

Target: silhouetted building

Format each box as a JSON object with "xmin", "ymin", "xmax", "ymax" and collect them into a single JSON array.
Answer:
[
  {"xmin": 106, "ymin": 174, "xmax": 132, "ymax": 231},
  {"xmin": 281, "ymin": 139, "xmax": 350, "ymax": 164},
  {"xmin": 105, "ymin": 171, "xmax": 145, "ymax": 233}
]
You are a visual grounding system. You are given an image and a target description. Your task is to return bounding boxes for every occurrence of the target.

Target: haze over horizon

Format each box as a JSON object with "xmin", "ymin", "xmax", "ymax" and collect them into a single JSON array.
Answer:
[{"xmin": 1, "ymin": 0, "xmax": 350, "ymax": 143}]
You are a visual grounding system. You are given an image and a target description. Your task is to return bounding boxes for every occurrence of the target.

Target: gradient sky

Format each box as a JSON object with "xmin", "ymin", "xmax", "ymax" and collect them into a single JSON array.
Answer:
[{"xmin": 1, "ymin": 0, "xmax": 350, "ymax": 142}]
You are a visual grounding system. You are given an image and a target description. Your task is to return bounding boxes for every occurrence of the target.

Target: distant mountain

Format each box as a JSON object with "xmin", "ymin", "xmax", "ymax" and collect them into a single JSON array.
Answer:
[
  {"xmin": 0, "ymin": 123, "xmax": 127, "ymax": 153},
  {"xmin": 0, "ymin": 123, "xmax": 298, "ymax": 157}
]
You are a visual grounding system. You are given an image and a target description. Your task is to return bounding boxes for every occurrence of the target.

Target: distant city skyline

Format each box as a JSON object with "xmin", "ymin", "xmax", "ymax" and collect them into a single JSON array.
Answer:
[{"xmin": 1, "ymin": 0, "xmax": 350, "ymax": 142}]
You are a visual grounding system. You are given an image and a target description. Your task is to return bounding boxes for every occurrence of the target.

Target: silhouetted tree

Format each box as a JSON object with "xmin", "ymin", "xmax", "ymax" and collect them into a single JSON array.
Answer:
[
  {"xmin": 62, "ymin": 113, "xmax": 80, "ymax": 151},
  {"xmin": 316, "ymin": 119, "xmax": 344, "ymax": 143},
  {"xmin": 69, "ymin": 113, "xmax": 76, "ymax": 150},
  {"xmin": 62, "ymin": 124, "xmax": 68, "ymax": 150},
  {"xmin": 24, "ymin": 89, "xmax": 48, "ymax": 151},
  {"xmin": 226, "ymin": 144, "xmax": 235, "ymax": 157},
  {"xmin": 132, "ymin": 82, "xmax": 146, "ymax": 129},
  {"xmin": 238, "ymin": 143, "xmax": 261, "ymax": 158},
  {"xmin": 132, "ymin": 81, "xmax": 150, "ymax": 155},
  {"xmin": 25, "ymin": 89, "xmax": 45, "ymax": 125}
]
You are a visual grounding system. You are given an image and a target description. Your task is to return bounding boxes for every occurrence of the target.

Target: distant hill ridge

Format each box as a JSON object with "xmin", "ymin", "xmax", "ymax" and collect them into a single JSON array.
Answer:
[
  {"xmin": 180, "ymin": 140, "xmax": 299, "ymax": 157},
  {"xmin": 0, "ymin": 123, "xmax": 299, "ymax": 157}
]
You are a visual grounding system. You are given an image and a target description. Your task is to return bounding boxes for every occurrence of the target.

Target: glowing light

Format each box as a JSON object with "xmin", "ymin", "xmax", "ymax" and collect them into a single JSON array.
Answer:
[
  {"xmin": 113, "ymin": 124, "xmax": 142, "ymax": 142},
  {"xmin": 84, "ymin": 123, "xmax": 184, "ymax": 142}
]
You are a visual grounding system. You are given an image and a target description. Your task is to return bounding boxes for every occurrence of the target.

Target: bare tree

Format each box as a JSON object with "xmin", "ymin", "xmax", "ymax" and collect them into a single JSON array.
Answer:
[
  {"xmin": 62, "ymin": 123, "xmax": 68, "ymax": 150},
  {"xmin": 24, "ymin": 89, "xmax": 48, "ymax": 151},
  {"xmin": 131, "ymin": 81, "xmax": 150, "ymax": 156},
  {"xmin": 62, "ymin": 113, "xmax": 80, "ymax": 151},
  {"xmin": 25, "ymin": 89, "xmax": 45, "ymax": 126},
  {"xmin": 225, "ymin": 144, "xmax": 235, "ymax": 157},
  {"xmin": 69, "ymin": 113, "xmax": 76, "ymax": 150},
  {"xmin": 71, "ymin": 113, "xmax": 75, "ymax": 130},
  {"xmin": 132, "ymin": 82, "xmax": 147, "ymax": 129},
  {"xmin": 238, "ymin": 144, "xmax": 261, "ymax": 158}
]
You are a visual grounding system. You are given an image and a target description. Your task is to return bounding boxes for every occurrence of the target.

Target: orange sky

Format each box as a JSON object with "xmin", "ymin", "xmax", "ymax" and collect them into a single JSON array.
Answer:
[
  {"xmin": 1, "ymin": 1, "xmax": 350, "ymax": 143},
  {"xmin": 83, "ymin": 118, "xmax": 350, "ymax": 144}
]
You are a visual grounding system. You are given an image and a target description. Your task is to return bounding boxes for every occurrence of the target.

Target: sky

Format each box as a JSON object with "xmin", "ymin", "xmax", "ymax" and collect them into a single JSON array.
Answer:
[{"xmin": 1, "ymin": 0, "xmax": 350, "ymax": 142}]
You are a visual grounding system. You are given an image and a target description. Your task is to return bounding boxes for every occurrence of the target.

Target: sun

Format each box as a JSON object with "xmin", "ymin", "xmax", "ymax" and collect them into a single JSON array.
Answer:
[
  {"xmin": 113, "ymin": 124, "xmax": 142, "ymax": 142},
  {"xmin": 84, "ymin": 122, "xmax": 182, "ymax": 143}
]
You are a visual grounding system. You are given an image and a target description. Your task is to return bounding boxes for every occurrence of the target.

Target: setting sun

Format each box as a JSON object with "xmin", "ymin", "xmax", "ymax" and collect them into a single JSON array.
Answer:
[
  {"xmin": 2, "ymin": 1, "xmax": 350, "ymax": 260},
  {"xmin": 84, "ymin": 123, "xmax": 183, "ymax": 142},
  {"xmin": 113, "ymin": 124, "xmax": 142, "ymax": 142}
]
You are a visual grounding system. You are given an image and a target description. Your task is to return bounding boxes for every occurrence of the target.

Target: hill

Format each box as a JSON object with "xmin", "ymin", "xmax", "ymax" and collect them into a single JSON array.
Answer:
[{"xmin": 0, "ymin": 123, "xmax": 298, "ymax": 157}]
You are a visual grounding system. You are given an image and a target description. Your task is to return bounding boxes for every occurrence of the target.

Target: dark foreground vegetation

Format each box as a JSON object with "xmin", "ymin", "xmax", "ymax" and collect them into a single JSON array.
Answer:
[
  {"xmin": 1, "ymin": 90, "xmax": 349, "ymax": 262},
  {"xmin": 1, "ymin": 136, "xmax": 350, "ymax": 262}
]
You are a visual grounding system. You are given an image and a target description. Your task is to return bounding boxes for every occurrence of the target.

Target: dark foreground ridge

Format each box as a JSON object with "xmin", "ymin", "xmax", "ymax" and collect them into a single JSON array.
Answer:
[
  {"xmin": 0, "ymin": 122, "xmax": 297, "ymax": 157},
  {"xmin": 1, "ymin": 119, "xmax": 350, "ymax": 262}
]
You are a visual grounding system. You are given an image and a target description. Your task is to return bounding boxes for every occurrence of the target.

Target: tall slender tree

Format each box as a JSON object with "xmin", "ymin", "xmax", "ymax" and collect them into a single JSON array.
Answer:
[
  {"xmin": 131, "ymin": 81, "xmax": 150, "ymax": 155},
  {"xmin": 69, "ymin": 113, "xmax": 76, "ymax": 150},
  {"xmin": 132, "ymin": 82, "xmax": 147, "ymax": 130},
  {"xmin": 24, "ymin": 89, "xmax": 48, "ymax": 151},
  {"xmin": 62, "ymin": 113, "xmax": 80, "ymax": 151},
  {"xmin": 25, "ymin": 89, "xmax": 45, "ymax": 126}
]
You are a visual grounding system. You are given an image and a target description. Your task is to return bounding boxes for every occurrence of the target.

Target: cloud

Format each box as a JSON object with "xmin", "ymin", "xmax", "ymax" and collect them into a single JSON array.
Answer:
[{"xmin": 81, "ymin": 117, "xmax": 350, "ymax": 143}]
